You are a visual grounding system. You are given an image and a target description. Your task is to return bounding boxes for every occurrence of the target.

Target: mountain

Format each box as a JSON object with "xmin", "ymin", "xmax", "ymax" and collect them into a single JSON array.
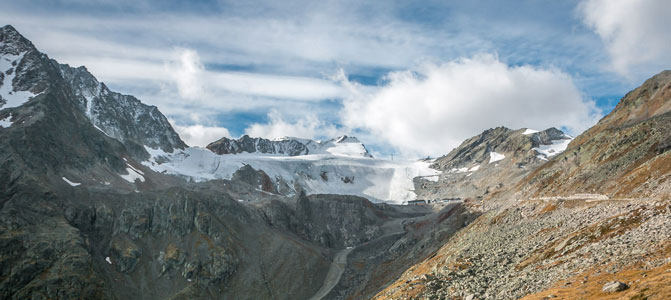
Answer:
[
  {"xmin": 144, "ymin": 136, "xmax": 436, "ymax": 204},
  {"xmin": 415, "ymin": 126, "xmax": 572, "ymax": 205},
  {"xmin": 0, "ymin": 25, "xmax": 473, "ymax": 300},
  {"xmin": 207, "ymin": 134, "xmax": 373, "ymax": 158},
  {"xmin": 0, "ymin": 26, "xmax": 185, "ymax": 163},
  {"xmin": 374, "ymin": 70, "xmax": 671, "ymax": 300},
  {"xmin": 58, "ymin": 64, "xmax": 186, "ymax": 156},
  {"xmin": 521, "ymin": 70, "xmax": 671, "ymax": 199}
]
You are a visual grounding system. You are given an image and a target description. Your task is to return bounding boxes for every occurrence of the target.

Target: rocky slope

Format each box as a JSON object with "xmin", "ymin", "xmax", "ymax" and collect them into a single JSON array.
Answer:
[
  {"xmin": 373, "ymin": 70, "xmax": 671, "ymax": 300},
  {"xmin": 415, "ymin": 127, "xmax": 571, "ymax": 204},
  {"xmin": 521, "ymin": 70, "xmax": 671, "ymax": 199}
]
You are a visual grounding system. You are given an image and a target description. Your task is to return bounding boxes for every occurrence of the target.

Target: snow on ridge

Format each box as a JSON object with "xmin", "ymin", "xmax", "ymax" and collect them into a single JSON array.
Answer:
[
  {"xmin": 522, "ymin": 128, "xmax": 539, "ymax": 135},
  {"xmin": 489, "ymin": 152, "xmax": 505, "ymax": 163},
  {"xmin": 62, "ymin": 177, "xmax": 81, "ymax": 186},
  {"xmin": 0, "ymin": 52, "xmax": 37, "ymax": 109},
  {"xmin": 533, "ymin": 138, "xmax": 571, "ymax": 158},
  {"xmin": 141, "ymin": 146, "xmax": 439, "ymax": 205}
]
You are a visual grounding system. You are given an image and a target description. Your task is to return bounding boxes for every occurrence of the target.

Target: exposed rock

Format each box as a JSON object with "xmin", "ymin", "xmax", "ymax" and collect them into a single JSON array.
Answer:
[
  {"xmin": 602, "ymin": 281, "xmax": 628, "ymax": 293},
  {"xmin": 206, "ymin": 134, "xmax": 373, "ymax": 158}
]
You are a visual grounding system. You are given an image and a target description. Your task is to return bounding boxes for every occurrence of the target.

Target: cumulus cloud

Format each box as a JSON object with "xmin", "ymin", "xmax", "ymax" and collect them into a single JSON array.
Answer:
[
  {"xmin": 172, "ymin": 124, "xmax": 231, "ymax": 147},
  {"xmin": 168, "ymin": 48, "xmax": 206, "ymax": 100},
  {"xmin": 340, "ymin": 55, "xmax": 602, "ymax": 157},
  {"xmin": 579, "ymin": 0, "xmax": 671, "ymax": 77},
  {"xmin": 245, "ymin": 110, "xmax": 340, "ymax": 140}
]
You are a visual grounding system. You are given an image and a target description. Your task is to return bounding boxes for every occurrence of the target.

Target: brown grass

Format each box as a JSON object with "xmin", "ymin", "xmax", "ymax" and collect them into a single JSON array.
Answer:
[{"xmin": 521, "ymin": 261, "xmax": 671, "ymax": 300}]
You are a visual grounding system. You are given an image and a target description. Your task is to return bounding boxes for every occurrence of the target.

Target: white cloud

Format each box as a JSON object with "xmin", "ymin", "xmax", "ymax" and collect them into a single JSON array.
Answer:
[
  {"xmin": 169, "ymin": 48, "xmax": 205, "ymax": 100},
  {"xmin": 244, "ymin": 110, "xmax": 340, "ymax": 140},
  {"xmin": 340, "ymin": 55, "xmax": 602, "ymax": 157},
  {"xmin": 172, "ymin": 124, "xmax": 231, "ymax": 147},
  {"xmin": 579, "ymin": 0, "xmax": 671, "ymax": 77}
]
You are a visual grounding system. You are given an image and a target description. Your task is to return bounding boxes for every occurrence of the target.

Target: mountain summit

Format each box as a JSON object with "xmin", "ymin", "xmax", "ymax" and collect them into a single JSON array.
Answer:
[{"xmin": 0, "ymin": 25, "xmax": 185, "ymax": 159}]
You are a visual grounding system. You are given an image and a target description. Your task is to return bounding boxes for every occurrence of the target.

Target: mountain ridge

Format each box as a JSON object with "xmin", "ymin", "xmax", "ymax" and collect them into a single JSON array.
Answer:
[{"xmin": 207, "ymin": 134, "xmax": 373, "ymax": 158}]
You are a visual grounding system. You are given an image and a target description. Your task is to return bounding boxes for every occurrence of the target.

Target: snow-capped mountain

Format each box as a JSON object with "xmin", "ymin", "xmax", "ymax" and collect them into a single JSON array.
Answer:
[
  {"xmin": 416, "ymin": 126, "xmax": 573, "ymax": 202},
  {"xmin": 0, "ymin": 25, "xmax": 185, "ymax": 160},
  {"xmin": 207, "ymin": 134, "xmax": 373, "ymax": 158},
  {"xmin": 145, "ymin": 137, "xmax": 436, "ymax": 204}
]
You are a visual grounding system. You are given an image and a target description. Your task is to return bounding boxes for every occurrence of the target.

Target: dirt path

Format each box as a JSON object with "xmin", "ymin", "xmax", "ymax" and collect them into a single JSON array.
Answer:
[
  {"xmin": 308, "ymin": 247, "xmax": 353, "ymax": 300},
  {"xmin": 308, "ymin": 218, "xmax": 408, "ymax": 300}
]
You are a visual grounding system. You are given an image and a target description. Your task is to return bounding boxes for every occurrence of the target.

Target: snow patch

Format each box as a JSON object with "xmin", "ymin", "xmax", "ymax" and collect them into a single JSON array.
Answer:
[
  {"xmin": 450, "ymin": 167, "xmax": 469, "ymax": 173},
  {"xmin": 62, "ymin": 177, "xmax": 81, "ymax": 186},
  {"xmin": 522, "ymin": 128, "xmax": 539, "ymax": 135},
  {"xmin": 489, "ymin": 152, "xmax": 505, "ymax": 163},
  {"xmin": 120, "ymin": 163, "xmax": 145, "ymax": 183},
  {"xmin": 0, "ymin": 52, "xmax": 37, "ymax": 109},
  {"xmin": 534, "ymin": 139, "xmax": 571, "ymax": 158},
  {"xmin": 468, "ymin": 165, "xmax": 480, "ymax": 172},
  {"xmin": 105, "ymin": 257, "xmax": 112, "ymax": 264},
  {"xmin": 0, "ymin": 114, "xmax": 12, "ymax": 128}
]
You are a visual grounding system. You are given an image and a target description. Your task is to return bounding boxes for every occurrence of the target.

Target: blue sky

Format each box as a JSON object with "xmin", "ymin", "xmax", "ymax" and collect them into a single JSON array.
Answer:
[{"xmin": 1, "ymin": 0, "xmax": 669, "ymax": 158}]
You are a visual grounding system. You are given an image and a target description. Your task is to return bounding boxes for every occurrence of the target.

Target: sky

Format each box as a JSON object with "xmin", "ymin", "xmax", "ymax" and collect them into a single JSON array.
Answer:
[{"xmin": 1, "ymin": 0, "xmax": 670, "ymax": 158}]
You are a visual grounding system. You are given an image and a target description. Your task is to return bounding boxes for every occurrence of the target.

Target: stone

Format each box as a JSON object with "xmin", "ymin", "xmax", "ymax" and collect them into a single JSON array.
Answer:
[{"xmin": 602, "ymin": 281, "xmax": 629, "ymax": 293}]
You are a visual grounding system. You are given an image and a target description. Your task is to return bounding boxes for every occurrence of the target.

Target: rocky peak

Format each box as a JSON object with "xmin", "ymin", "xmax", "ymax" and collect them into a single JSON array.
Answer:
[
  {"xmin": 1, "ymin": 25, "xmax": 185, "ymax": 159},
  {"xmin": 430, "ymin": 126, "xmax": 570, "ymax": 171},
  {"xmin": 207, "ymin": 135, "xmax": 309, "ymax": 156},
  {"xmin": 0, "ymin": 25, "xmax": 37, "ymax": 55},
  {"xmin": 57, "ymin": 63, "xmax": 186, "ymax": 155},
  {"xmin": 207, "ymin": 134, "xmax": 373, "ymax": 158},
  {"xmin": 1, "ymin": 25, "xmax": 54, "ymax": 107}
]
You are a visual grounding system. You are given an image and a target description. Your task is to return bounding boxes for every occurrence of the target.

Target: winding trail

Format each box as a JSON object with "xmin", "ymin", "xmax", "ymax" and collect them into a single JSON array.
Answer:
[
  {"xmin": 308, "ymin": 218, "xmax": 408, "ymax": 300},
  {"xmin": 308, "ymin": 247, "xmax": 354, "ymax": 300}
]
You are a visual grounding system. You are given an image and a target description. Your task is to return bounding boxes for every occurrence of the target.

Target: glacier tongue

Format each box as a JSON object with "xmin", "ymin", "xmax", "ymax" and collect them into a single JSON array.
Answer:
[{"xmin": 142, "ymin": 146, "xmax": 439, "ymax": 204}]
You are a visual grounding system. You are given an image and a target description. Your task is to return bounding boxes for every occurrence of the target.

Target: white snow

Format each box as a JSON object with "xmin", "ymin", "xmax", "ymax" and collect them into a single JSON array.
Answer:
[
  {"xmin": 533, "ymin": 138, "xmax": 571, "ymax": 158},
  {"xmin": 522, "ymin": 128, "xmax": 539, "ymax": 135},
  {"xmin": 450, "ymin": 167, "xmax": 469, "ymax": 173},
  {"xmin": 62, "ymin": 177, "xmax": 81, "ymax": 186},
  {"xmin": 0, "ymin": 52, "xmax": 37, "ymax": 109},
  {"xmin": 0, "ymin": 114, "xmax": 12, "ymax": 128},
  {"xmin": 468, "ymin": 165, "xmax": 480, "ymax": 172},
  {"xmin": 120, "ymin": 163, "xmax": 145, "ymax": 183},
  {"xmin": 105, "ymin": 257, "xmax": 112, "ymax": 264},
  {"xmin": 489, "ymin": 152, "xmax": 505, "ymax": 163},
  {"xmin": 142, "ymin": 146, "xmax": 440, "ymax": 205}
]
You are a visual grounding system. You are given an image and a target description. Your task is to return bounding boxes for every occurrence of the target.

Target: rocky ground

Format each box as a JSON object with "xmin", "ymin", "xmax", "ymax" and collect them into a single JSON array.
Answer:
[{"xmin": 374, "ymin": 197, "xmax": 671, "ymax": 300}]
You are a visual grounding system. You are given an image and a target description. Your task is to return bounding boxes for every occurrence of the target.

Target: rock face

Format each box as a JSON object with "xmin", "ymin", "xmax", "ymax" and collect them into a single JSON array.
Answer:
[
  {"xmin": 522, "ymin": 70, "xmax": 671, "ymax": 199},
  {"xmin": 416, "ymin": 126, "xmax": 571, "ymax": 203},
  {"xmin": 259, "ymin": 192, "xmax": 384, "ymax": 248},
  {"xmin": 207, "ymin": 135, "xmax": 310, "ymax": 156},
  {"xmin": 58, "ymin": 64, "xmax": 186, "ymax": 155},
  {"xmin": 0, "ymin": 25, "xmax": 186, "ymax": 161},
  {"xmin": 207, "ymin": 134, "xmax": 373, "ymax": 158}
]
